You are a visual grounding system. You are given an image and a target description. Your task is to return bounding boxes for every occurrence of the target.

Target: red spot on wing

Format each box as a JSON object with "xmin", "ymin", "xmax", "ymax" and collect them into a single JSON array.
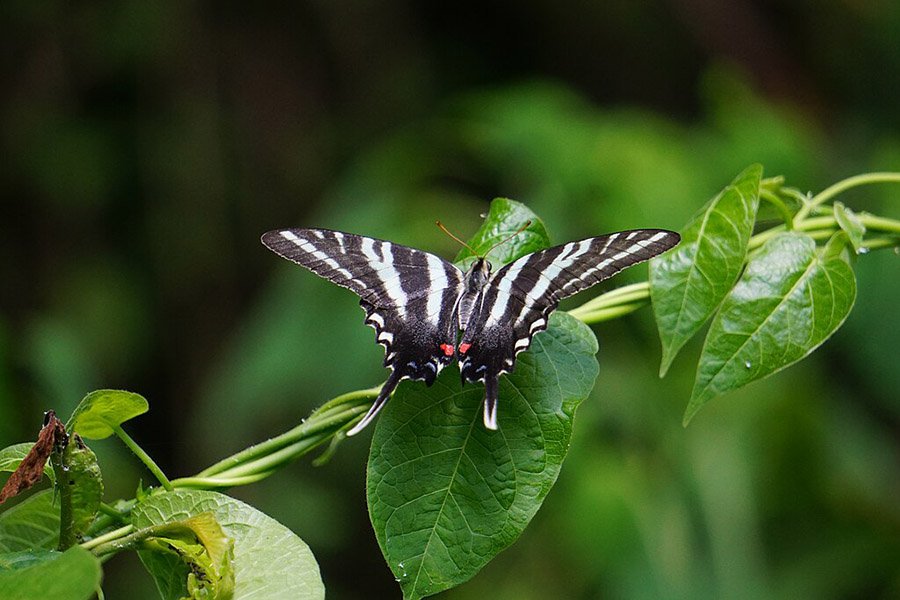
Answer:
[
  {"xmin": 459, "ymin": 343, "xmax": 472, "ymax": 354},
  {"xmin": 439, "ymin": 343, "xmax": 455, "ymax": 356}
]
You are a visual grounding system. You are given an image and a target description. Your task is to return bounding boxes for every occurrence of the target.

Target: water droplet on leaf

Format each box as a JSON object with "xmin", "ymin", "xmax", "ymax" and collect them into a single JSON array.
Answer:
[
  {"xmin": 859, "ymin": 247, "xmax": 870, "ymax": 254},
  {"xmin": 744, "ymin": 361, "xmax": 752, "ymax": 369}
]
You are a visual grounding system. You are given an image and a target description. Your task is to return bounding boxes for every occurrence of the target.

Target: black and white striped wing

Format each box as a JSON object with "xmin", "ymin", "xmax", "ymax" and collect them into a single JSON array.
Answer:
[
  {"xmin": 458, "ymin": 229, "xmax": 680, "ymax": 429},
  {"xmin": 261, "ymin": 228, "xmax": 465, "ymax": 434}
]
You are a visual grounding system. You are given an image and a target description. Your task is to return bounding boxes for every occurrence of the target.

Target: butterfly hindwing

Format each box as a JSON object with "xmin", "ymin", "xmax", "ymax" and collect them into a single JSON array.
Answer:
[
  {"xmin": 458, "ymin": 229, "xmax": 681, "ymax": 428},
  {"xmin": 261, "ymin": 228, "xmax": 465, "ymax": 433}
]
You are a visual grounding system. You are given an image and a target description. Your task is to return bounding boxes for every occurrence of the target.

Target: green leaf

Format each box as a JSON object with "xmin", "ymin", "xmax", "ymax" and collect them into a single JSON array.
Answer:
[
  {"xmin": 67, "ymin": 389, "xmax": 148, "ymax": 439},
  {"xmin": 650, "ymin": 164, "xmax": 763, "ymax": 376},
  {"xmin": 0, "ymin": 549, "xmax": 60, "ymax": 571},
  {"xmin": 685, "ymin": 232, "xmax": 857, "ymax": 424},
  {"xmin": 141, "ymin": 512, "xmax": 235, "ymax": 600},
  {"xmin": 61, "ymin": 437, "xmax": 103, "ymax": 540},
  {"xmin": 367, "ymin": 312, "xmax": 599, "ymax": 599},
  {"xmin": 133, "ymin": 490, "xmax": 324, "ymax": 600},
  {"xmin": 0, "ymin": 490, "xmax": 60, "ymax": 552},
  {"xmin": 453, "ymin": 198, "xmax": 551, "ymax": 265},
  {"xmin": 833, "ymin": 201, "xmax": 865, "ymax": 252},
  {"xmin": 0, "ymin": 443, "xmax": 55, "ymax": 487},
  {"xmin": 0, "ymin": 546, "xmax": 101, "ymax": 600}
]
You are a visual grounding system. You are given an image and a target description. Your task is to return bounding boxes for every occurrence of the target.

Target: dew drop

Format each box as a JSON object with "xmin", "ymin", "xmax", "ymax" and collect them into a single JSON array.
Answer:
[
  {"xmin": 744, "ymin": 360, "xmax": 752, "ymax": 369},
  {"xmin": 894, "ymin": 246, "xmax": 899, "ymax": 255}
]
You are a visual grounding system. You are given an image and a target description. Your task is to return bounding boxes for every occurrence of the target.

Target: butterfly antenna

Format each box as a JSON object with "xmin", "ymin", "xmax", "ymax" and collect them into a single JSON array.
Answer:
[
  {"xmin": 436, "ymin": 221, "xmax": 478, "ymax": 255},
  {"xmin": 437, "ymin": 219, "xmax": 532, "ymax": 259},
  {"xmin": 482, "ymin": 220, "xmax": 532, "ymax": 258}
]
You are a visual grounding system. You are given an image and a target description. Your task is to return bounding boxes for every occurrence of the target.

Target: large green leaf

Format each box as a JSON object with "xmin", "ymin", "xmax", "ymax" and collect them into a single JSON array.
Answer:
[
  {"xmin": 685, "ymin": 232, "xmax": 857, "ymax": 424},
  {"xmin": 0, "ymin": 490, "xmax": 60, "ymax": 552},
  {"xmin": 453, "ymin": 198, "xmax": 551, "ymax": 266},
  {"xmin": 650, "ymin": 164, "xmax": 762, "ymax": 376},
  {"xmin": 133, "ymin": 489, "xmax": 324, "ymax": 600},
  {"xmin": 367, "ymin": 312, "xmax": 599, "ymax": 599},
  {"xmin": 67, "ymin": 389, "xmax": 148, "ymax": 439},
  {"xmin": 0, "ymin": 546, "xmax": 101, "ymax": 600}
]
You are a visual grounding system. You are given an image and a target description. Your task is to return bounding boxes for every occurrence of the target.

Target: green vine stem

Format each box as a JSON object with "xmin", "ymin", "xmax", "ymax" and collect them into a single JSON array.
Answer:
[
  {"xmin": 86, "ymin": 522, "xmax": 196, "ymax": 559},
  {"xmin": 81, "ymin": 524, "xmax": 134, "ymax": 554},
  {"xmin": 759, "ymin": 188, "xmax": 795, "ymax": 229},
  {"xmin": 50, "ymin": 445, "xmax": 77, "ymax": 550},
  {"xmin": 748, "ymin": 212, "xmax": 900, "ymax": 251},
  {"xmin": 794, "ymin": 172, "xmax": 900, "ymax": 222},
  {"xmin": 567, "ymin": 282, "xmax": 650, "ymax": 323},
  {"xmin": 170, "ymin": 387, "xmax": 377, "ymax": 488},
  {"xmin": 112, "ymin": 424, "xmax": 173, "ymax": 492}
]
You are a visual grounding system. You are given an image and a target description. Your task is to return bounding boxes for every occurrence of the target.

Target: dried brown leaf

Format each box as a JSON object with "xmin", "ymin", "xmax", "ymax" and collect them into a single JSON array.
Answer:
[{"xmin": 0, "ymin": 411, "xmax": 67, "ymax": 504}]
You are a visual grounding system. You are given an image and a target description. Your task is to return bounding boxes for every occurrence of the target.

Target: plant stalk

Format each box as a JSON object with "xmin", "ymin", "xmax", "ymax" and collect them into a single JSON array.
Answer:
[
  {"xmin": 50, "ymin": 445, "xmax": 77, "ymax": 550},
  {"xmin": 112, "ymin": 424, "xmax": 173, "ymax": 491}
]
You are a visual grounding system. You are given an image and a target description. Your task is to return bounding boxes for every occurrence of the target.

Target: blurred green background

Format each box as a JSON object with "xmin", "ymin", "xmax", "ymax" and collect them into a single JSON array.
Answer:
[{"xmin": 2, "ymin": 1, "xmax": 899, "ymax": 598}]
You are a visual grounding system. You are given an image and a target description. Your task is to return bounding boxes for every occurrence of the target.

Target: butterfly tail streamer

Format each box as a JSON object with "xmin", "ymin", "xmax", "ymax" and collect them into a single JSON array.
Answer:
[
  {"xmin": 347, "ymin": 369, "xmax": 404, "ymax": 436},
  {"xmin": 483, "ymin": 374, "xmax": 499, "ymax": 430}
]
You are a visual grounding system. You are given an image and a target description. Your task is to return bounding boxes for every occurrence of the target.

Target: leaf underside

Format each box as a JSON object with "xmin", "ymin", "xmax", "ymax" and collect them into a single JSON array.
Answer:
[{"xmin": 133, "ymin": 489, "xmax": 324, "ymax": 600}]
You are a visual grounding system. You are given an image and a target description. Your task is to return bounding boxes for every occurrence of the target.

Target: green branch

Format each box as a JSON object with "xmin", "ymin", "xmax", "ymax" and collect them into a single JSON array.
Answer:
[
  {"xmin": 795, "ymin": 172, "xmax": 900, "ymax": 222},
  {"xmin": 50, "ymin": 445, "xmax": 77, "ymax": 550},
  {"xmin": 568, "ymin": 282, "xmax": 651, "ymax": 325},
  {"xmin": 177, "ymin": 387, "xmax": 377, "ymax": 488},
  {"xmin": 112, "ymin": 424, "xmax": 173, "ymax": 491}
]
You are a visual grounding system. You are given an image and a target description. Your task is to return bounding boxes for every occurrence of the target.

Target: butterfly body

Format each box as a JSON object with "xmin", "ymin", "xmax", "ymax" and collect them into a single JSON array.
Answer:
[
  {"xmin": 455, "ymin": 257, "xmax": 492, "ymax": 332},
  {"xmin": 262, "ymin": 226, "xmax": 679, "ymax": 435}
]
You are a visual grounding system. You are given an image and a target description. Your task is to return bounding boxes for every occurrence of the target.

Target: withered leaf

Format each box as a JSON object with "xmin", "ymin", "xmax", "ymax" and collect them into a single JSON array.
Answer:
[{"xmin": 0, "ymin": 411, "xmax": 67, "ymax": 504}]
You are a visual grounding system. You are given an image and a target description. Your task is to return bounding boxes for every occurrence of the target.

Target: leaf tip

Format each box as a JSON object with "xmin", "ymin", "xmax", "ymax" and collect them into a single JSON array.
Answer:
[
  {"xmin": 681, "ymin": 393, "xmax": 708, "ymax": 427},
  {"xmin": 658, "ymin": 350, "xmax": 676, "ymax": 378}
]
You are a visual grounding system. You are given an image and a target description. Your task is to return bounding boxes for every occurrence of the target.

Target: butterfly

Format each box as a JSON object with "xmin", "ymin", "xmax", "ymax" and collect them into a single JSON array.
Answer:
[{"xmin": 262, "ymin": 224, "xmax": 679, "ymax": 435}]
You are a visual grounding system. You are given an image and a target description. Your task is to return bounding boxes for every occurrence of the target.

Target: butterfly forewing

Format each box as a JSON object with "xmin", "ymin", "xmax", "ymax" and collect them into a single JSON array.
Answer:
[
  {"xmin": 458, "ymin": 229, "xmax": 681, "ymax": 428},
  {"xmin": 261, "ymin": 228, "xmax": 465, "ymax": 434}
]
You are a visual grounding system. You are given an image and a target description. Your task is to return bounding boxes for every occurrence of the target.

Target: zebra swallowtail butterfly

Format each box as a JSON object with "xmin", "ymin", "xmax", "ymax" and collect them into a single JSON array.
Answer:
[{"xmin": 262, "ymin": 225, "xmax": 679, "ymax": 435}]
